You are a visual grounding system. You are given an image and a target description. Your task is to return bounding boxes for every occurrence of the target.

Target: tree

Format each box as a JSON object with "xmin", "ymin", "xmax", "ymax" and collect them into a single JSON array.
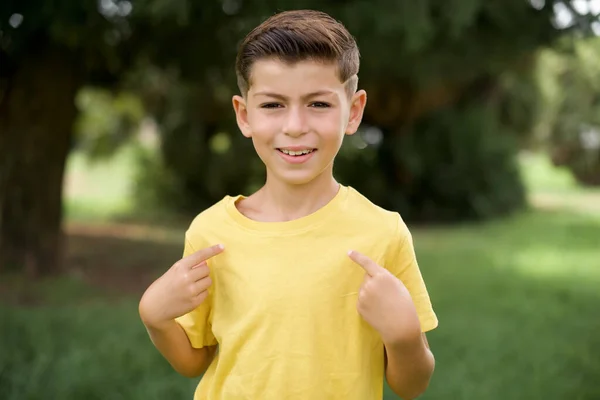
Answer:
[
  {"xmin": 1, "ymin": 0, "xmax": 597, "ymax": 276},
  {"xmin": 538, "ymin": 36, "xmax": 600, "ymax": 185},
  {"xmin": 141, "ymin": 1, "xmax": 596, "ymax": 222},
  {"xmin": 0, "ymin": 0, "xmax": 152, "ymax": 276},
  {"xmin": 0, "ymin": 0, "xmax": 257, "ymax": 276}
]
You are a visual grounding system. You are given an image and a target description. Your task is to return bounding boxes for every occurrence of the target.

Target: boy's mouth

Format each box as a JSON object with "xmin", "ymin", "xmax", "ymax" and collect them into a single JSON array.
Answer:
[{"xmin": 276, "ymin": 148, "xmax": 316, "ymax": 157}]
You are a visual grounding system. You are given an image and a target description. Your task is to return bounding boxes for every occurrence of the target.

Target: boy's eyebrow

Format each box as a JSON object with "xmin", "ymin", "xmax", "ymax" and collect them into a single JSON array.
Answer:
[{"xmin": 253, "ymin": 90, "xmax": 336, "ymax": 100}]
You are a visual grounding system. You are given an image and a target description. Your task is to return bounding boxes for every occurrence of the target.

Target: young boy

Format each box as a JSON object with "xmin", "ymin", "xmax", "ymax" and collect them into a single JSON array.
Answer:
[{"xmin": 139, "ymin": 9, "xmax": 438, "ymax": 400}]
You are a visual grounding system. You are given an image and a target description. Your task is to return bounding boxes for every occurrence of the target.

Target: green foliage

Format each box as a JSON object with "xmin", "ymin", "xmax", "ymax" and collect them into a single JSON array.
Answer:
[
  {"xmin": 74, "ymin": 88, "xmax": 145, "ymax": 160},
  {"xmin": 338, "ymin": 0, "xmax": 558, "ymax": 87},
  {"xmin": 3, "ymin": 0, "xmax": 600, "ymax": 225},
  {"xmin": 337, "ymin": 102, "xmax": 526, "ymax": 222},
  {"xmin": 498, "ymin": 61, "xmax": 546, "ymax": 145},
  {"xmin": 539, "ymin": 37, "xmax": 600, "ymax": 186},
  {"xmin": 0, "ymin": 0, "xmax": 136, "ymax": 85},
  {"xmin": 129, "ymin": 0, "xmax": 567, "ymax": 222}
]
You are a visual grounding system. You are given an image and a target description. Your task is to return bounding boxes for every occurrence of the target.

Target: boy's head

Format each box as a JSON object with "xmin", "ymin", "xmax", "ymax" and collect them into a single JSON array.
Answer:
[
  {"xmin": 232, "ymin": 10, "xmax": 367, "ymax": 186},
  {"xmin": 235, "ymin": 9, "xmax": 360, "ymax": 98}
]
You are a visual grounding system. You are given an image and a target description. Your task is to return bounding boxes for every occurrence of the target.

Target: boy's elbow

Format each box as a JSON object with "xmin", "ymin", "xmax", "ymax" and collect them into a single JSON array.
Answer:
[
  {"xmin": 388, "ymin": 350, "xmax": 435, "ymax": 399},
  {"xmin": 391, "ymin": 380, "xmax": 431, "ymax": 400},
  {"xmin": 175, "ymin": 365, "xmax": 204, "ymax": 378},
  {"xmin": 170, "ymin": 358, "xmax": 208, "ymax": 378},
  {"xmin": 172, "ymin": 345, "xmax": 216, "ymax": 378},
  {"xmin": 388, "ymin": 379, "xmax": 429, "ymax": 400}
]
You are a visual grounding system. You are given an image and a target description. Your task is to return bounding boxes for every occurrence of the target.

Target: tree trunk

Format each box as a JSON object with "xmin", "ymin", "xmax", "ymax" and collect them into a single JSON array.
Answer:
[{"xmin": 0, "ymin": 47, "xmax": 82, "ymax": 277}]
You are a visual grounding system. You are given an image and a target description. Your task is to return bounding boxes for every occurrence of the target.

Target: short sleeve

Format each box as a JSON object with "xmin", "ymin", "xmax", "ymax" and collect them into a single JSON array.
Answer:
[
  {"xmin": 174, "ymin": 236, "xmax": 218, "ymax": 348},
  {"xmin": 385, "ymin": 216, "xmax": 438, "ymax": 333}
]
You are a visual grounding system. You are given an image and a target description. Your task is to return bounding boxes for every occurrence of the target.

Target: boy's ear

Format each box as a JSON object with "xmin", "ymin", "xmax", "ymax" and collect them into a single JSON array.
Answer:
[
  {"xmin": 345, "ymin": 89, "xmax": 367, "ymax": 136},
  {"xmin": 232, "ymin": 95, "xmax": 252, "ymax": 138}
]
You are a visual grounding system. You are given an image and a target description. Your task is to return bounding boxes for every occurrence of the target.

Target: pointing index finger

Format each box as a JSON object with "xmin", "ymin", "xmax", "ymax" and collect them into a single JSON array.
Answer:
[
  {"xmin": 348, "ymin": 250, "xmax": 381, "ymax": 276},
  {"xmin": 185, "ymin": 244, "xmax": 224, "ymax": 268}
]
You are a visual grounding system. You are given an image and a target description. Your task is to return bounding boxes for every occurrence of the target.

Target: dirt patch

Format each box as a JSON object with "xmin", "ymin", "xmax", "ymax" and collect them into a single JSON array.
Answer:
[
  {"xmin": 65, "ymin": 222, "xmax": 185, "ymax": 295},
  {"xmin": 0, "ymin": 222, "xmax": 186, "ymax": 305}
]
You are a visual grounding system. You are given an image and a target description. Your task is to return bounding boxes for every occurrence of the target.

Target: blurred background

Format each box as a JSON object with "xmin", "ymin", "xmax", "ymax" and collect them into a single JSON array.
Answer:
[{"xmin": 1, "ymin": 0, "xmax": 599, "ymax": 399}]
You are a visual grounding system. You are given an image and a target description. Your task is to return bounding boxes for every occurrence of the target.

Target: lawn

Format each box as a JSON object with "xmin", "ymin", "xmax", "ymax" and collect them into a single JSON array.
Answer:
[{"xmin": 1, "ymin": 151, "xmax": 599, "ymax": 399}]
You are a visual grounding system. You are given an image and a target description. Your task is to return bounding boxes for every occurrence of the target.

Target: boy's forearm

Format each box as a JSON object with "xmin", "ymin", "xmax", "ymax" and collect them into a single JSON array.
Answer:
[
  {"xmin": 143, "ymin": 318, "xmax": 216, "ymax": 378},
  {"xmin": 384, "ymin": 335, "xmax": 435, "ymax": 399}
]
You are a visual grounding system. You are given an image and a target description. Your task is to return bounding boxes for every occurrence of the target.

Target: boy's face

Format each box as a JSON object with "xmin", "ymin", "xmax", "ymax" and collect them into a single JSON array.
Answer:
[{"xmin": 232, "ymin": 59, "xmax": 367, "ymax": 186}]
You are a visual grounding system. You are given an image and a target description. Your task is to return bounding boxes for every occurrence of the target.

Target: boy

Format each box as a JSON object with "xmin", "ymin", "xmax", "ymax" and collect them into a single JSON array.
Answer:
[{"xmin": 139, "ymin": 9, "xmax": 438, "ymax": 400}]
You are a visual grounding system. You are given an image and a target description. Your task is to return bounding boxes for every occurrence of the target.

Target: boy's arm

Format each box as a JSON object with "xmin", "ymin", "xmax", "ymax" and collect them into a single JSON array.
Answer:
[
  {"xmin": 384, "ymin": 333, "xmax": 435, "ymax": 399},
  {"xmin": 348, "ymin": 249, "xmax": 436, "ymax": 398},
  {"xmin": 139, "ymin": 239, "xmax": 223, "ymax": 378},
  {"xmin": 142, "ymin": 317, "xmax": 217, "ymax": 378},
  {"xmin": 349, "ymin": 215, "xmax": 438, "ymax": 399}
]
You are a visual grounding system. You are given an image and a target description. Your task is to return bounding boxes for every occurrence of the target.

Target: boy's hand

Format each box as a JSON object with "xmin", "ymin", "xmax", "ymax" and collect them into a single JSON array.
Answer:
[
  {"xmin": 139, "ymin": 244, "xmax": 224, "ymax": 330},
  {"xmin": 348, "ymin": 250, "xmax": 422, "ymax": 346}
]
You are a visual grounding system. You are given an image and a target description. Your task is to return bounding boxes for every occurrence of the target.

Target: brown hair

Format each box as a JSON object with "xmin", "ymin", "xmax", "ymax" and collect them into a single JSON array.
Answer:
[{"xmin": 235, "ymin": 9, "xmax": 360, "ymax": 96}]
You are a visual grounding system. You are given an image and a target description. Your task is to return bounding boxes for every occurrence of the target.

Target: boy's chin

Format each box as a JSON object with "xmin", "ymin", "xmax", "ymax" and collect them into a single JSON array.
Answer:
[{"xmin": 271, "ymin": 170, "xmax": 323, "ymax": 186}]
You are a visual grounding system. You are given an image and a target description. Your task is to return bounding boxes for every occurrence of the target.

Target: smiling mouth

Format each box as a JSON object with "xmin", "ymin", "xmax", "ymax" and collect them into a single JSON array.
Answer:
[{"xmin": 276, "ymin": 148, "xmax": 316, "ymax": 156}]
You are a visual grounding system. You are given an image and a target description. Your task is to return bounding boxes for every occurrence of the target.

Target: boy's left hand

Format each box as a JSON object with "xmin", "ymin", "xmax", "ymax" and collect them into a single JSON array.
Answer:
[{"xmin": 348, "ymin": 250, "xmax": 422, "ymax": 346}]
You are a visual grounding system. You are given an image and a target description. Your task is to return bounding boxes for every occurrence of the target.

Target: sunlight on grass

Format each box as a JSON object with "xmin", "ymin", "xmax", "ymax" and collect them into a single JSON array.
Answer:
[
  {"xmin": 518, "ymin": 151, "xmax": 579, "ymax": 192},
  {"xmin": 512, "ymin": 247, "xmax": 599, "ymax": 284},
  {"xmin": 519, "ymin": 151, "xmax": 600, "ymax": 215},
  {"xmin": 64, "ymin": 145, "xmax": 137, "ymax": 221}
]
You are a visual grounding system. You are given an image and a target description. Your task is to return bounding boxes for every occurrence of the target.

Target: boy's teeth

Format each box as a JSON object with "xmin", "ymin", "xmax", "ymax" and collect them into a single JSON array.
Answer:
[{"xmin": 281, "ymin": 149, "xmax": 313, "ymax": 156}]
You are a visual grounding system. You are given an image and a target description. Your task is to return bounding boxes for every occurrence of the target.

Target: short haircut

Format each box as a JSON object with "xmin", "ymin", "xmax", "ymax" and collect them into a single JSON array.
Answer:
[{"xmin": 235, "ymin": 9, "xmax": 360, "ymax": 97}]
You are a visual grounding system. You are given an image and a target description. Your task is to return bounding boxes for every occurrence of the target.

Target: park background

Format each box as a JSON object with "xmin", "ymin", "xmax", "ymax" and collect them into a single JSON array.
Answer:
[{"xmin": 1, "ymin": 1, "xmax": 599, "ymax": 399}]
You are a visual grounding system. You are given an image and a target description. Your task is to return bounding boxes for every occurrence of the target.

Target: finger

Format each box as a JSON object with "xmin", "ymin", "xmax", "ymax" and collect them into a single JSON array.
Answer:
[
  {"xmin": 193, "ymin": 289, "xmax": 209, "ymax": 305},
  {"xmin": 183, "ymin": 244, "xmax": 224, "ymax": 268},
  {"xmin": 193, "ymin": 275, "xmax": 212, "ymax": 294},
  {"xmin": 348, "ymin": 250, "xmax": 381, "ymax": 276},
  {"xmin": 189, "ymin": 262, "xmax": 210, "ymax": 281},
  {"xmin": 359, "ymin": 278, "xmax": 367, "ymax": 293}
]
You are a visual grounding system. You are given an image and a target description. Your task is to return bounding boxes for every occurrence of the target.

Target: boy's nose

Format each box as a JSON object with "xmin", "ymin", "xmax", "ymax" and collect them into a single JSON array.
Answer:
[{"xmin": 283, "ymin": 108, "xmax": 308, "ymax": 137}]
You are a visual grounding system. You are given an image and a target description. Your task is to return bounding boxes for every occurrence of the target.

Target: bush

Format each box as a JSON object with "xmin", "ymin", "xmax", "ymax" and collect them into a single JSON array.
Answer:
[{"xmin": 337, "ymin": 103, "xmax": 526, "ymax": 222}]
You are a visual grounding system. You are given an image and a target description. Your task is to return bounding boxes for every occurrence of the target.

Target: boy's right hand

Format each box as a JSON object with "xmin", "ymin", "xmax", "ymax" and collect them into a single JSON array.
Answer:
[{"xmin": 139, "ymin": 244, "xmax": 224, "ymax": 330}]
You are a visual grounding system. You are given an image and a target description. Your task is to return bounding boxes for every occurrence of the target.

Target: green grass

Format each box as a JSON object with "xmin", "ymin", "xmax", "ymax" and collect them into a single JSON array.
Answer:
[
  {"xmin": 0, "ymin": 302, "xmax": 198, "ymax": 400},
  {"xmin": 1, "ymin": 151, "xmax": 599, "ymax": 399},
  {"xmin": 402, "ymin": 210, "xmax": 600, "ymax": 399}
]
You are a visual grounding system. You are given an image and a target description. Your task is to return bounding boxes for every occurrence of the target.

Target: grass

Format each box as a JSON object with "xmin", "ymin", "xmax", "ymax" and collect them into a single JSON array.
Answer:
[
  {"xmin": 0, "ymin": 302, "xmax": 198, "ymax": 400},
  {"xmin": 409, "ymin": 210, "xmax": 600, "ymax": 399},
  {"xmin": 1, "ymin": 150, "xmax": 599, "ymax": 399}
]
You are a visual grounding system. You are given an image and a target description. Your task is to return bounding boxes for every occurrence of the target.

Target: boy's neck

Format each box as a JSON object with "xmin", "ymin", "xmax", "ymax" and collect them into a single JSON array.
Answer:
[{"xmin": 252, "ymin": 172, "xmax": 340, "ymax": 222}]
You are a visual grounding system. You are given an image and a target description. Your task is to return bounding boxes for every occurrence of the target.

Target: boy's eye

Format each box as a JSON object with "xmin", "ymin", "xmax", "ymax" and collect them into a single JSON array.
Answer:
[
  {"xmin": 310, "ymin": 102, "xmax": 330, "ymax": 108},
  {"xmin": 261, "ymin": 103, "xmax": 283, "ymax": 109}
]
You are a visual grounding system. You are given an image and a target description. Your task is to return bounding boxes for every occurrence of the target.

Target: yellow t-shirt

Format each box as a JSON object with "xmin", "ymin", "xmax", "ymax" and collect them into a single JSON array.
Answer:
[{"xmin": 175, "ymin": 185, "xmax": 438, "ymax": 400}]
